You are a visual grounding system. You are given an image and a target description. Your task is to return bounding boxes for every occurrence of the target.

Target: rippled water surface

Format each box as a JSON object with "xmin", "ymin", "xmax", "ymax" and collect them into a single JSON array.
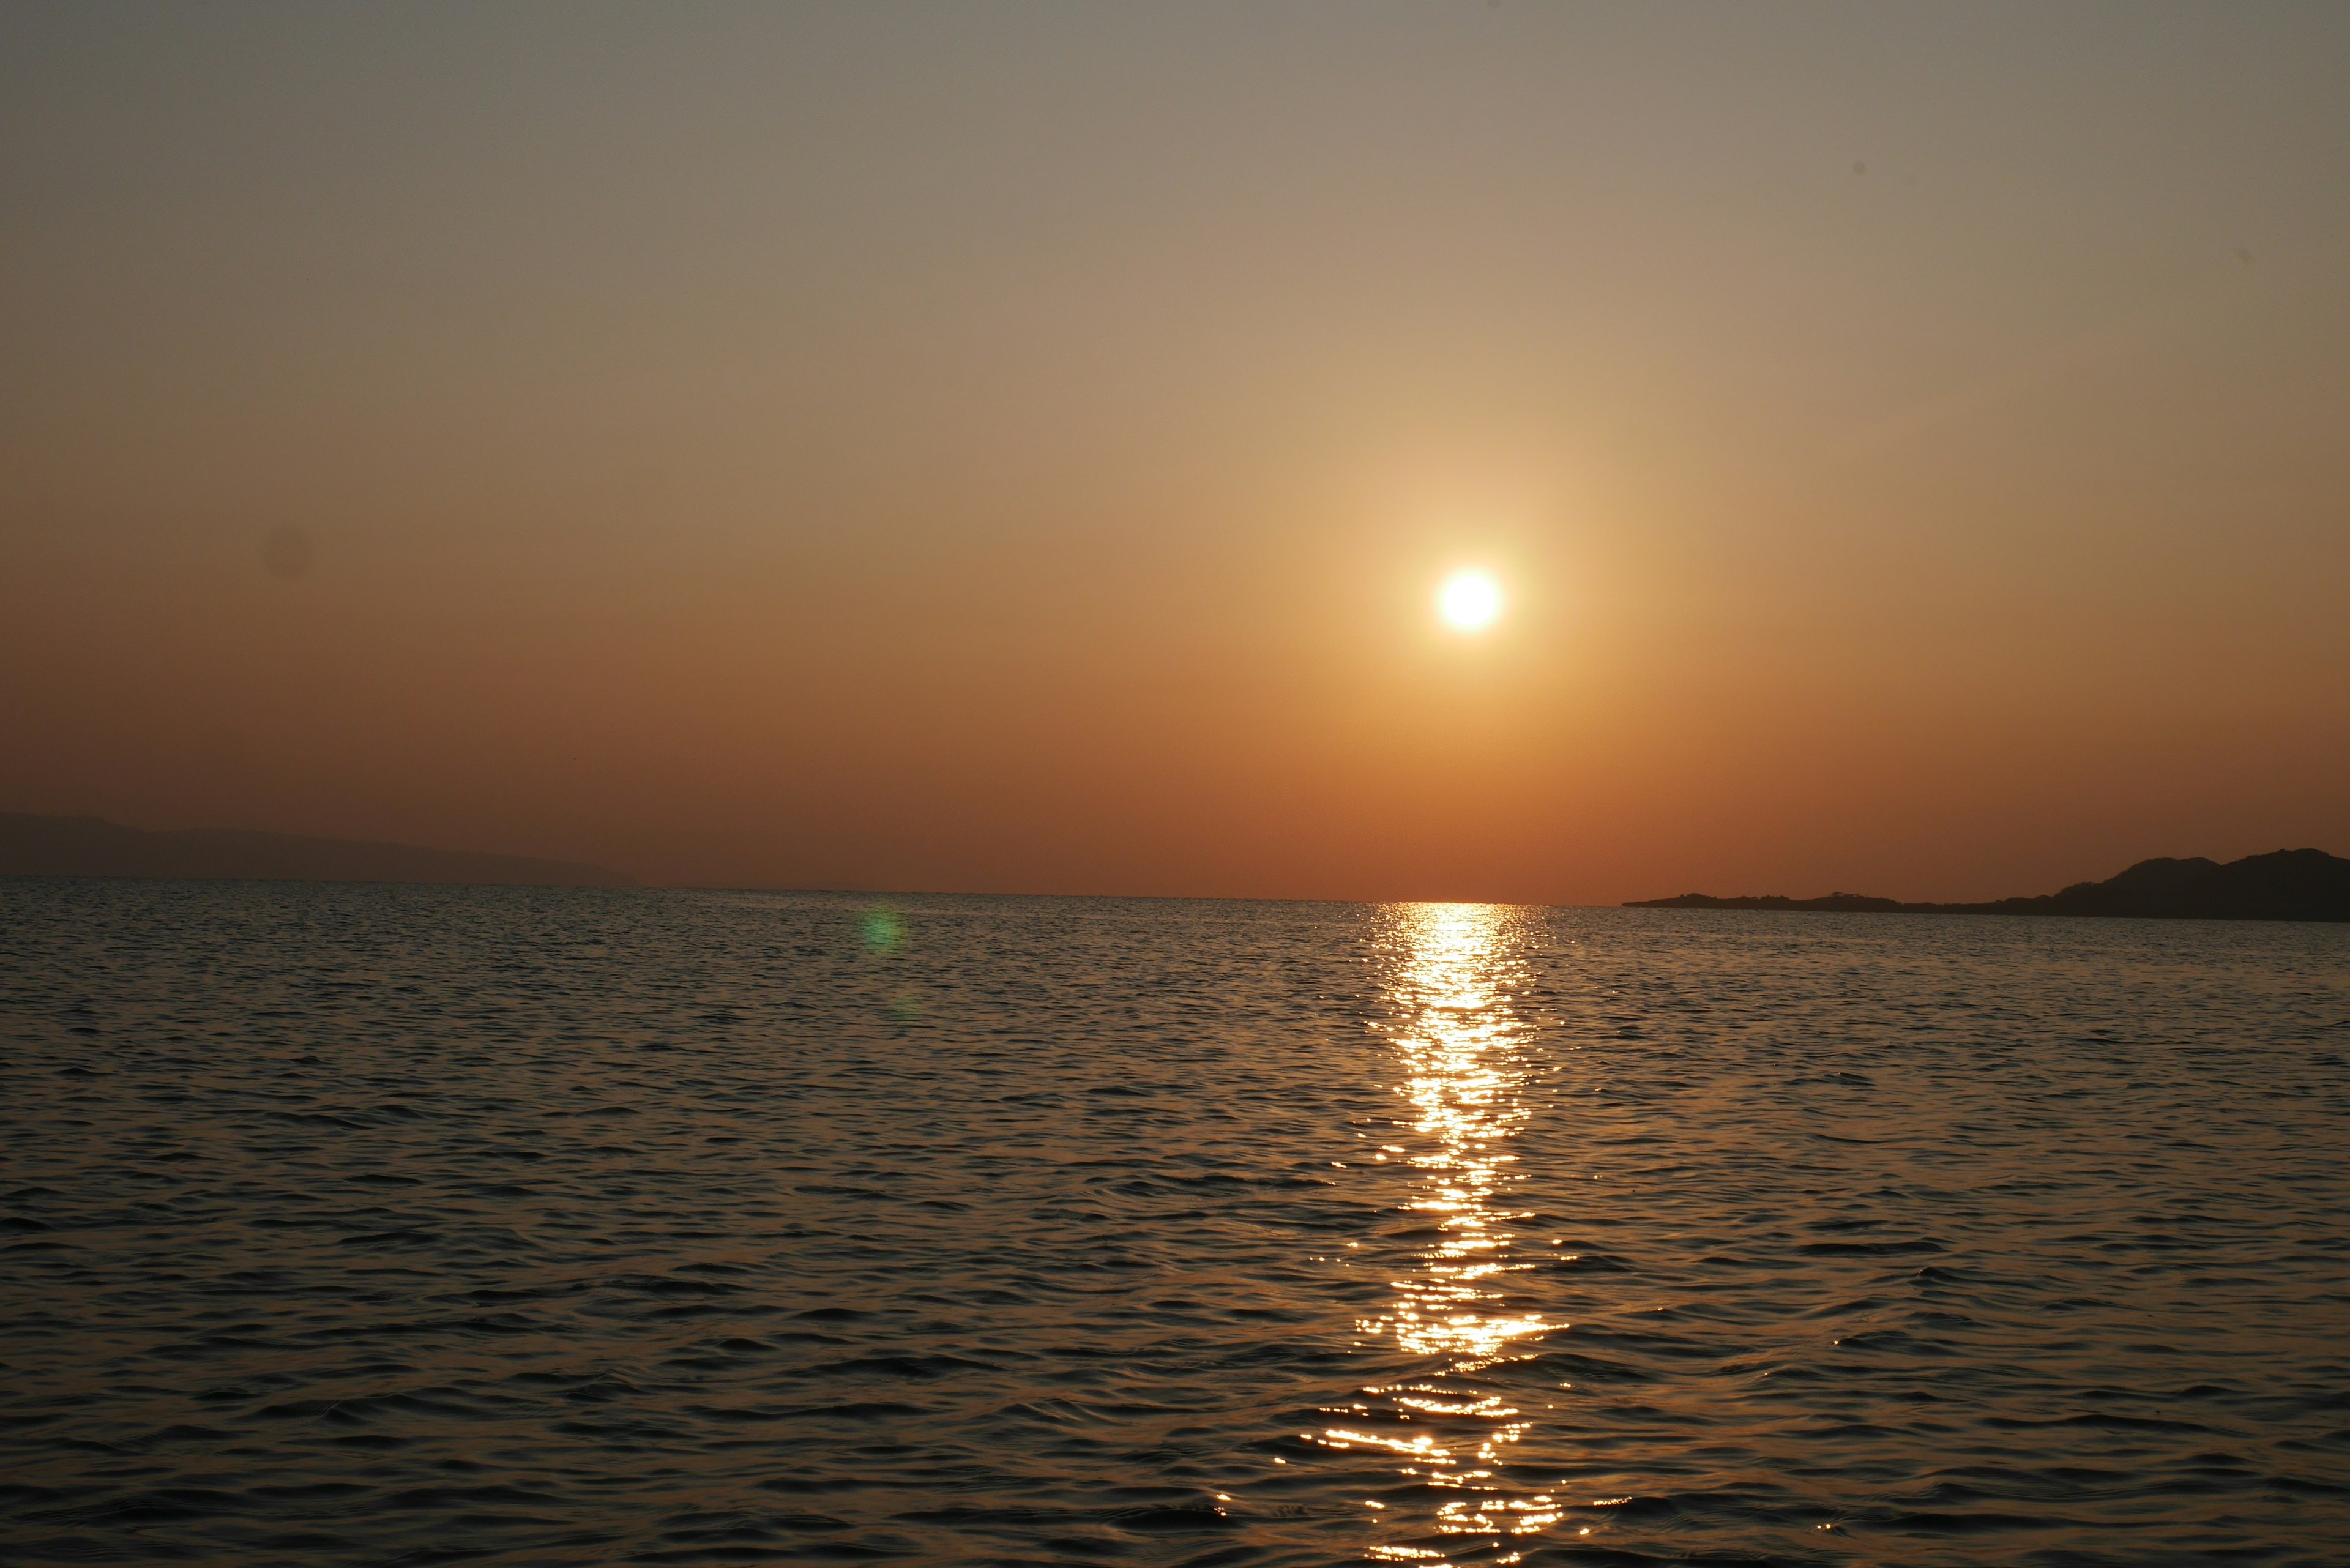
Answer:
[{"xmin": 3, "ymin": 880, "xmax": 2347, "ymax": 1566}]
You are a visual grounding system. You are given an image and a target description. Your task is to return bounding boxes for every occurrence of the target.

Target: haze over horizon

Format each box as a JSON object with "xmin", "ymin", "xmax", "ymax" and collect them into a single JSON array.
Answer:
[{"xmin": 6, "ymin": 2, "xmax": 2347, "ymax": 904}]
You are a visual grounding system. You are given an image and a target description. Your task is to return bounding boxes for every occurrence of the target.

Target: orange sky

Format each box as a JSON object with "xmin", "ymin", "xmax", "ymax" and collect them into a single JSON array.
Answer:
[{"xmin": 4, "ymin": 2, "xmax": 2347, "ymax": 902}]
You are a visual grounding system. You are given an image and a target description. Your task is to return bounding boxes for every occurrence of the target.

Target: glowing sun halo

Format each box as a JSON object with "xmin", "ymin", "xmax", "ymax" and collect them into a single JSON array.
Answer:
[{"xmin": 1438, "ymin": 570, "xmax": 1502, "ymax": 632}]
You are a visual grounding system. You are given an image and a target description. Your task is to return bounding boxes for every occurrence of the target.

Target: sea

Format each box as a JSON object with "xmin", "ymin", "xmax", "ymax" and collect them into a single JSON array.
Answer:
[{"xmin": 2, "ymin": 879, "xmax": 2346, "ymax": 1566}]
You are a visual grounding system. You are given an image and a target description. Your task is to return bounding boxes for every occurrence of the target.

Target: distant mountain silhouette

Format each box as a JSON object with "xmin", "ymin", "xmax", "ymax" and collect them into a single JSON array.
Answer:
[
  {"xmin": 1628, "ymin": 849, "xmax": 2350, "ymax": 923},
  {"xmin": 0, "ymin": 813, "xmax": 635, "ymax": 888}
]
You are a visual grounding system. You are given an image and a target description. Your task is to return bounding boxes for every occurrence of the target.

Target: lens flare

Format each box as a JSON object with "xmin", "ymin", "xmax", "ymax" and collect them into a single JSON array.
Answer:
[{"xmin": 1438, "ymin": 572, "xmax": 1502, "ymax": 632}]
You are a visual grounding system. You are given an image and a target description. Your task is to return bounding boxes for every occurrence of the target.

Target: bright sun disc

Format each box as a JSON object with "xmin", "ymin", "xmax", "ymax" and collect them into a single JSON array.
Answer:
[{"xmin": 1438, "ymin": 571, "xmax": 1502, "ymax": 631}]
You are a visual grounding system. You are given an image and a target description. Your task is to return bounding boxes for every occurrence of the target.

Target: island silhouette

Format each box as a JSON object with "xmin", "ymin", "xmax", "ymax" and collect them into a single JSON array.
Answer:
[
  {"xmin": 0, "ymin": 813, "xmax": 634, "ymax": 888},
  {"xmin": 1630, "ymin": 848, "xmax": 2350, "ymax": 923}
]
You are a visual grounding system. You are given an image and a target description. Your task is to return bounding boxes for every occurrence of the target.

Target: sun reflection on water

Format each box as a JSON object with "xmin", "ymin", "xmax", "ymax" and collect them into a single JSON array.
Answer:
[{"xmin": 1325, "ymin": 903, "xmax": 1558, "ymax": 1564}]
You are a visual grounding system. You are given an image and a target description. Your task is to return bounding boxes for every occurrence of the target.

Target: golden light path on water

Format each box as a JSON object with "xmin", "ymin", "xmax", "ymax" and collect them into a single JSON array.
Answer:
[{"xmin": 1321, "ymin": 903, "xmax": 1562, "ymax": 1565}]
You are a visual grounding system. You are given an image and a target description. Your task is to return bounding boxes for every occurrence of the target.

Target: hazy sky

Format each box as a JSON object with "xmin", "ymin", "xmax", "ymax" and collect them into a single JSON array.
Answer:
[{"xmin": 4, "ymin": 1, "xmax": 2346, "ymax": 901}]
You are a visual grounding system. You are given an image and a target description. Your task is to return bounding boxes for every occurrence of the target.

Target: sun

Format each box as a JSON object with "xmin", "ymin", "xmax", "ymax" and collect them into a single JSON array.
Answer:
[{"xmin": 1437, "ymin": 570, "xmax": 1502, "ymax": 632}]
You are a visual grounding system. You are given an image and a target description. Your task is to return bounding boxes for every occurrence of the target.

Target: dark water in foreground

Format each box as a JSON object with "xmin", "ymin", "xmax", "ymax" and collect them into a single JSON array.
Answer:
[{"xmin": 3, "ymin": 882, "xmax": 2346, "ymax": 1567}]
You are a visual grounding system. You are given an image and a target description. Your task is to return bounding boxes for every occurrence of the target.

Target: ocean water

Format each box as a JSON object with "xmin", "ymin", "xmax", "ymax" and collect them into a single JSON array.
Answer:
[{"xmin": 2, "ymin": 881, "xmax": 2346, "ymax": 1567}]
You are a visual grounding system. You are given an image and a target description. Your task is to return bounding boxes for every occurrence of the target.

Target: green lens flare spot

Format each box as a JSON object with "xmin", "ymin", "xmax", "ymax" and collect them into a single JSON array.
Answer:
[{"xmin": 861, "ymin": 908, "xmax": 905, "ymax": 952}]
